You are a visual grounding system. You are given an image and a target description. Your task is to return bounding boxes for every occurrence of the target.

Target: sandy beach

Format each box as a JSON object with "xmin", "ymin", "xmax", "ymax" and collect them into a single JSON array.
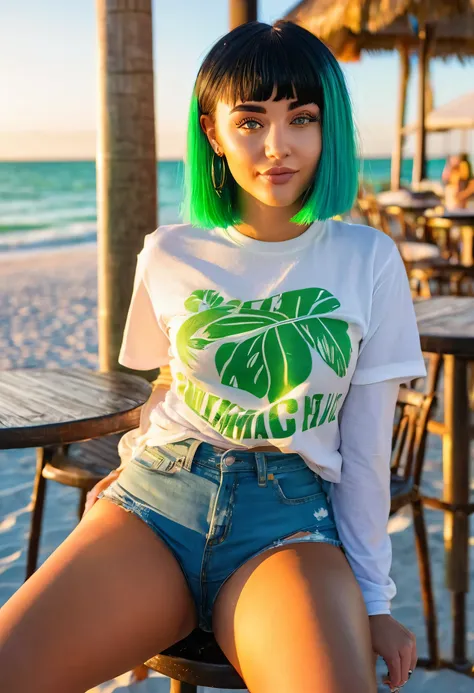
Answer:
[{"xmin": 0, "ymin": 247, "xmax": 473, "ymax": 692}]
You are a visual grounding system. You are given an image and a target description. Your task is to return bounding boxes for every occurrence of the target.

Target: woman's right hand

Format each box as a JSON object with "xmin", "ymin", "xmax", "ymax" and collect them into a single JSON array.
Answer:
[{"xmin": 82, "ymin": 467, "xmax": 124, "ymax": 517}]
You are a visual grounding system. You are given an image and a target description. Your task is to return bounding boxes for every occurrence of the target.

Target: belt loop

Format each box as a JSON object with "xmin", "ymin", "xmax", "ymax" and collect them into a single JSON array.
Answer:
[
  {"xmin": 182, "ymin": 439, "xmax": 203, "ymax": 472},
  {"xmin": 254, "ymin": 452, "xmax": 267, "ymax": 487}
]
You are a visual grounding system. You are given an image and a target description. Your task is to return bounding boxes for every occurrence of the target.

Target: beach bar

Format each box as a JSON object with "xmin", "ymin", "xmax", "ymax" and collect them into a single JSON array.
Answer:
[{"xmin": 2, "ymin": 1, "xmax": 474, "ymax": 691}]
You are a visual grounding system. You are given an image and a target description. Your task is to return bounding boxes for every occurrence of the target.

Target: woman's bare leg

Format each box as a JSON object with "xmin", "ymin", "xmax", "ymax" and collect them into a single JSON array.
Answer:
[
  {"xmin": 0, "ymin": 499, "xmax": 198, "ymax": 693},
  {"xmin": 213, "ymin": 542, "xmax": 376, "ymax": 693}
]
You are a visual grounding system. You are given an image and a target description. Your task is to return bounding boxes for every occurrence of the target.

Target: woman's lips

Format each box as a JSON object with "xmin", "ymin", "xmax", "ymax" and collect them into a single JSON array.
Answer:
[{"xmin": 260, "ymin": 171, "xmax": 297, "ymax": 185}]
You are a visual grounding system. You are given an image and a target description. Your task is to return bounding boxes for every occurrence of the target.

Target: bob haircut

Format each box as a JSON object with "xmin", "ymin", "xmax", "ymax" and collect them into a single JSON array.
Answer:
[{"xmin": 182, "ymin": 20, "xmax": 359, "ymax": 230}]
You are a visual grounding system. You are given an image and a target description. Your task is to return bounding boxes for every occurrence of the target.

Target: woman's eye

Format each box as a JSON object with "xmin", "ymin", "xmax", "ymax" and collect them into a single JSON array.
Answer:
[
  {"xmin": 236, "ymin": 119, "xmax": 262, "ymax": 130},
  {"xmin": 292, "ymin": 115, "xmax": 317, "ymax": 126}
]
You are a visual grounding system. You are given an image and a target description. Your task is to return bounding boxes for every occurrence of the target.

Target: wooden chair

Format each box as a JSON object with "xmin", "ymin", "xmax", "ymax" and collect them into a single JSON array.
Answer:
[
  {"xmin": 419, "ymin": 217, "xmax": 460, "ymax": 263},
  {"xmin": 389, "ymin": 388, "xmax": 439, "ymax": 669},
  {"xmin": 355, "ymin": 198, "xmax": 425, "ymax": 243},
  {"xmin": 30, "ymin": 384, "xmax": 438, "ymax": 688},
  {"xmin": 383, "ymin": 204, "xmax": 416, "ymax": 239},
  {"xmin": 355, "ymin": 197, "xmax": 392, "ymax": 236},
  {"xmin": 407, "ymin": 260, "xmax": 474, "ymax": 299},
  {"xmin": 405, "ymin": 260, "xmax": 474, "ymax": 420}
]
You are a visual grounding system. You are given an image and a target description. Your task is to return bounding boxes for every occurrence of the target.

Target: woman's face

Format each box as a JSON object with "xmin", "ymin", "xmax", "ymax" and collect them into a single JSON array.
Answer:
[{"xmin": 201, "ymin": 90, "xmax": 322, "ymax": 210}]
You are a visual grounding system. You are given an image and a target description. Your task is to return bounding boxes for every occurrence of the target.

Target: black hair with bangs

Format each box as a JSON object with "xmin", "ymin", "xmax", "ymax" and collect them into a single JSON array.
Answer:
[{"xmin": 183, "ymin": 21, "xmax": 358, "ymax": 228}]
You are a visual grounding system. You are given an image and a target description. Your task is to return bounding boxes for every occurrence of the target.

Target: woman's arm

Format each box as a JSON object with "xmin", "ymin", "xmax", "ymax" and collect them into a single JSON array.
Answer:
[
  {"xmin": 441, "ymin": 161, "xmax": 452, "ymax": 184},
  {"xmin": 330, "ymin": 379, "xmax": 399, "ymax": 615},
  {"xmin": 457, "ymin": 178, "xmax": 474, "ymax": 202},
  {"xmin": 331, "ymin": 380, "xmax": 418, "ymax": 688}
]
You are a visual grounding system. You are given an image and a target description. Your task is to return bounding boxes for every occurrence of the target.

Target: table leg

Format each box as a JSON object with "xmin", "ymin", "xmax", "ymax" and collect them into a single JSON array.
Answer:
[
  {"xmin": 460, "ymin": 227, "xmax": 473, "ymax": 267},
  {"xmin": 25, "ymin": 447, "xmax": 50, "ymax": 580},
  {"xmin": 442, "ymin": 355, "xmax": 471, "ymax": 667}
]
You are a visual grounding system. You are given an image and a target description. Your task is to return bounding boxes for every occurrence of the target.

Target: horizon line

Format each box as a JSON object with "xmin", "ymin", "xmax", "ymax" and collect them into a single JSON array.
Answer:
[{"xmin": 0, "ymin": 155, "xmax": 450, "ymax": 164}]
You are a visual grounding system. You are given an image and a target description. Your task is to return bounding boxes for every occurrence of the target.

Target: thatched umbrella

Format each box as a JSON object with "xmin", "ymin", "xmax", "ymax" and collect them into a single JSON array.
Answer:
[
  {"xmin": 404, "ymin": 91, "xmax": 474, "ymax": 133},
  {"xmin": 285, "ymin": 1, "xmax": 474, "ymax": 188},
  {"xmin": 285, "ymin": 0, "xmax": 472, "ymax": 37}
]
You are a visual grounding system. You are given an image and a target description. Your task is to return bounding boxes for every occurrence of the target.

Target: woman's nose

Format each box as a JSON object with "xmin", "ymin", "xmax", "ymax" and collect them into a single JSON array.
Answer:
[{"xmin": 264, "ymin": 124, "xmax": 291, "ymax": 160}]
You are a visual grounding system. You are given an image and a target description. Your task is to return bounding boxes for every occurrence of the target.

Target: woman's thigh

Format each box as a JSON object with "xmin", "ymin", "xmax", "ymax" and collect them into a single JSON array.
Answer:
[
  {"xmin": 212, "ymin": 542, "xmax": 376, "ymax": 693},
  {"xmin": 0, "ymin": 499, "xmax": 198, "ymax": 693}
]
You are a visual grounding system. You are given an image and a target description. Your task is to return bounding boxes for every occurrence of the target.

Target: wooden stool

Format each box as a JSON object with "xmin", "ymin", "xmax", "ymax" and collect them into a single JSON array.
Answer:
[{"xmin": 146, "ymin": 628, "xmax": 246, "ymax": 691}]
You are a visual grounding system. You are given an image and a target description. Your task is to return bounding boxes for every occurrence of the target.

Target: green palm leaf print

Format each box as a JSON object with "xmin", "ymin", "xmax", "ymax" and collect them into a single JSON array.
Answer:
[
  {"xmin": 296, "ymin": 317, "xmax": 352, "ymax": 378},
  {"xmin": 176, "ymin": 288, "xmax": 352, "ymax": 402}
]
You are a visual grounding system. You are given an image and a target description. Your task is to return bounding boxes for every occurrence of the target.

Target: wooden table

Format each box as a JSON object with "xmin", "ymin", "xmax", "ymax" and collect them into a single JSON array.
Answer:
[
  {"xmin": 377, "ymin": 190, "xmax": 440, "ymax": 214},
  {"xmin": 415, "ymin": 298, "xmax": 474, "ymax": 673},
  {"xmin": 425, "ymin": 209, "xmax": 474, "ymax": 266},
  {"xmin": 0, "ymin": 368, "xmax": 151, "ymax": 575}
]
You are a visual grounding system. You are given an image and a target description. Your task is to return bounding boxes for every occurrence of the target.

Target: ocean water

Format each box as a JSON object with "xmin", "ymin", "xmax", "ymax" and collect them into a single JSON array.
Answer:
[{"xmin": 0, "ymin": 158, "xmax": 446, "ymax": 254}]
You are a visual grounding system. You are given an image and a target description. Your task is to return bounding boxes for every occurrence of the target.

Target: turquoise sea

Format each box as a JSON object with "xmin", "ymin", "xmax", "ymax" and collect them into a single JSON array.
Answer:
[{"xmin": 0, "ymin": 158, "xmax": 446, "ymax": 253}]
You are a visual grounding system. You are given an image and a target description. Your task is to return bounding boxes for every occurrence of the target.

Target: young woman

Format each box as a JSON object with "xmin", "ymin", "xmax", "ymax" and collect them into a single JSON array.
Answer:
[
  {"xmin": 0, "ymin": 21, "xmax": 425, "ymax": 693},
  {"xmin": 442, "ymin": 152, "xmax": 473, "ymax": 209}
]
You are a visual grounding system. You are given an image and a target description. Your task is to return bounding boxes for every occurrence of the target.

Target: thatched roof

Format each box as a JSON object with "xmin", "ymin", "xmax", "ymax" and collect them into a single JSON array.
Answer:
[
  {"xmin": 403, "ymin": 91, "xmax": 474, "ymax": 133},
  {"xmin": 286, "ymin": 0, "xmax": 410, "ymax": 36},
  {"xmin": 285, "ymin": 0, "xmax": 474, "ymax": 59}
]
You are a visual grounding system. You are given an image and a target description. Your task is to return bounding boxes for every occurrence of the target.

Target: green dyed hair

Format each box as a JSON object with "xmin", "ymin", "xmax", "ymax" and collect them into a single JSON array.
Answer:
[{"xmin": 182, "ymin": 20, "xmax": 359, "ymax": 229}]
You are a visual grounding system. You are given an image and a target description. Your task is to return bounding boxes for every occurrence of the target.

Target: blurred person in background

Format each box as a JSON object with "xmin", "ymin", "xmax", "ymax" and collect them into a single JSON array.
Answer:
[{"xmin": 442, "ymin": 152, "xmax": 473, "ymax": 209}]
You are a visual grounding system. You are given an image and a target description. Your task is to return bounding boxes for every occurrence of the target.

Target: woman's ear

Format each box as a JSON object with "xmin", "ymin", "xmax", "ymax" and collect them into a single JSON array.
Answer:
[{"xmin": 200, "ymin": 114, "xmax": 222, "ymax": 155}]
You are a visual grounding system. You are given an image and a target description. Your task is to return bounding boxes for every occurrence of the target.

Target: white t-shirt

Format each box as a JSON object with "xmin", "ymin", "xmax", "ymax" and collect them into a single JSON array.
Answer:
[
  {"xmin": 118, "ymin": 220, "xmax": 426, "ymax": 615},
  {"xmin": 119, "ymin": 220, "xmax": 426, "ymax": 482}
]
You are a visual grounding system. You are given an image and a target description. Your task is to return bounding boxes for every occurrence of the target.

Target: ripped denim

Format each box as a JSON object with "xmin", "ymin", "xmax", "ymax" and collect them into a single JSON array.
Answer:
[{"xmin": 100, "ymin": 438, "xmax": 342, "ymax": 632}]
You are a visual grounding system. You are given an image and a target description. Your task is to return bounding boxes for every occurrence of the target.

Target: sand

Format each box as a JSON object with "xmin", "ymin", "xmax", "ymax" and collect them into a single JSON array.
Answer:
[{"xmin": 0, "ymin": 247, "xmax": 473, "ymax": 692}]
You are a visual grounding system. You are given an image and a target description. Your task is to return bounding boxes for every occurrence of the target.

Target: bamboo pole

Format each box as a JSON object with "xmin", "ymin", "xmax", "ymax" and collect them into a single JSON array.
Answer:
[
  {"xmin": 96, "ymin": 0, "xmax": 157, "ymax": 374},
  {"xmin": 412, "ymin": 25, "xmax": 433, "ymax": 187},
  {"xmin": 391, "ymin": 44, "xmax": 410, "ymax": 191},
  {"xmin": 229, "ymin": 0, "xmax": 258, "ymax": 29}
]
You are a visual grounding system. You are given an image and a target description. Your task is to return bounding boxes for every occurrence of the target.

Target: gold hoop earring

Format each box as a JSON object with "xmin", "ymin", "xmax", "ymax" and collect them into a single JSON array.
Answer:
[{"xmin": 211, "ymin": 152, "xmax": 226, "ymax": 196}]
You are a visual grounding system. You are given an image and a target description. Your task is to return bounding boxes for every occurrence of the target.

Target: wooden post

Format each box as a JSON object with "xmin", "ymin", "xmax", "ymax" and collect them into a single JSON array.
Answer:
[
  {"xmin": 96, "ymin": 0, "xmax": 157, "ymax": 373},
  {"xmin": 442, "ymin": 354, "xmax": 470, "ymax": 666},
  {"xmin": 412, "ymin": 25, "xmax": 432, "ymax": 187},
  {"xmin": 229, "ymin": 0, "xmax": 257, "ymax": 29},
  {"xmin": 391, "ymin": 44, "xmax": 410, "ymax": 191}
]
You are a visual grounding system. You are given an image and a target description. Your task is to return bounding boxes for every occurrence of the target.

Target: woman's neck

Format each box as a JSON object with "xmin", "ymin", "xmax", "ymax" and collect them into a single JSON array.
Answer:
[{"xmin": 234, "ymin": 194, "xmax": 312, "ymax": 243}]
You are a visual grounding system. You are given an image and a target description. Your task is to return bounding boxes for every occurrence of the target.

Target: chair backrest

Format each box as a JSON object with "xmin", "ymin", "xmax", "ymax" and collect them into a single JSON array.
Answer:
[
  {"xmin": 423, "ymin": 216, "xmax": 459, "ymax": 262},
  {"xmin": 424, "ymin": 217, "xmax": 453, "ymax": 231},
  {"xmin": 355, "ymin": 197, "xmax": 392, "ymax": 236},
  {"xmin": 391, "ymin": 388, "xmax": 436, "ymax": 488},
  {"xmin": 384, "ymin": 205, "xmax": 411, "ymax": 238},
  {"xmin": 407, "ymin": 262, "xmax": 474, "ymax": 298}
]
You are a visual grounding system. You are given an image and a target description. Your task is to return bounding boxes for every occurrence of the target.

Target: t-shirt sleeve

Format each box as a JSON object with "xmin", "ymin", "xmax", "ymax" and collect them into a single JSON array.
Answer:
[
  {"xmin": 118, "ymin": 246, "xmax": 171, "ymax": 370},
  {"xmin": 351, "ymin": 243, "xmax": 426, "ymax": 385},
  {"xmin": 331, "ymin": 380, "xmax": 399, "ymax": 615}
]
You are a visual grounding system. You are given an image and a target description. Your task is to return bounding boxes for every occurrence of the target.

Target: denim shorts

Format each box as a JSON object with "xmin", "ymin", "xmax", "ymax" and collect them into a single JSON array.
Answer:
[{"xmin": 99, "ymin": 438, "xmax": 342, "ymax": 632}]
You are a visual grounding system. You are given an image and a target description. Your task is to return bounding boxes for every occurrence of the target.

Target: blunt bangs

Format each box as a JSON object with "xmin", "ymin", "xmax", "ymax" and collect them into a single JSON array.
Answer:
[{"xmin": 182, "ymin": 21, "xmax": 359, "ymax": 230}]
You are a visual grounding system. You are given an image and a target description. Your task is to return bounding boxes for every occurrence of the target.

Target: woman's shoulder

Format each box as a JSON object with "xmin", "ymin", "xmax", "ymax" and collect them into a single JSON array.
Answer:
[
  {"xmin": 325, "ymin": 218, "xmax": 397, "ymax": 264},
  {"xmin": 138, "ymin": 223, "xmax": 208, "ymax": 262},
  {"xmin": 141, "ymin": 223, "xmax": 197, "ymax": 250}
]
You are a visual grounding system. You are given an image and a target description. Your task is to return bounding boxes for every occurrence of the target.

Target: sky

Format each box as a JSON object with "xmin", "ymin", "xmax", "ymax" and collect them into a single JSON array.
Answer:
[{"xmin": 0, "ymin": 0, "xmax": 473, "ymax": 160}]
